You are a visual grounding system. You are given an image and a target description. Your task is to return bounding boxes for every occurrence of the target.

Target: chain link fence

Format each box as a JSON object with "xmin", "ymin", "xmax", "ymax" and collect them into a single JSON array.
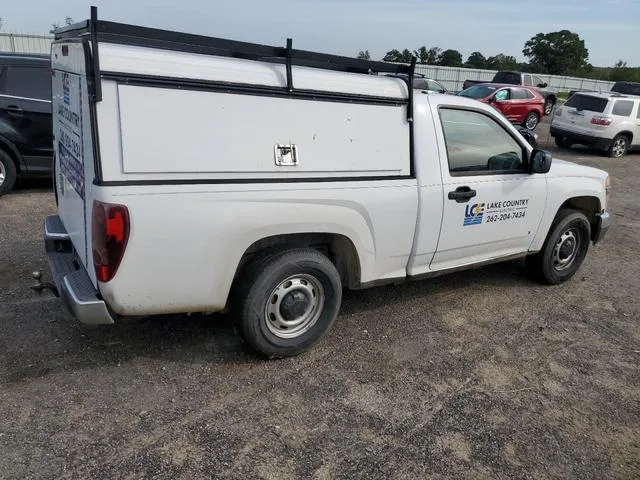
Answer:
[{"xmin": 414, "ymin": 63, "xmax": 614, "ymax": 94}]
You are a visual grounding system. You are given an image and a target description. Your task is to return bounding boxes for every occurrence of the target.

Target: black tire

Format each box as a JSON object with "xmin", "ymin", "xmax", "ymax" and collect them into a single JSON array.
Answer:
[
  {"xmin": 524, "ymin": 111, "xmax": 539, "ymax": 130},
  {"xmin": 607, "ymin": 134, "xmax": 629, "ymax": 158},
  {"xmin": 555, "ymin": 137, "xmax": 572, "ymax": 149},
  {"xmin": 544, "ymin": 98, "xmax": 555, "ymax": 116},
  {"xmin": 526, "ymin": 209, "xmax": 591, "ymax": 285},
  {"xmin": 0, "ymin": 149, "xmax": 17, "ymax": 196},
  {"xmin": 232, "ymin": 248, "xmax": 342, "ymax": 358}
]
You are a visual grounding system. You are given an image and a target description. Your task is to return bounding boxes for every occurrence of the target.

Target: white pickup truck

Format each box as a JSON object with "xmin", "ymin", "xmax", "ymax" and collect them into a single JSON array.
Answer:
[{"xmin": 44, "ymin": 9, "xmax": 611, "ymax": 357}]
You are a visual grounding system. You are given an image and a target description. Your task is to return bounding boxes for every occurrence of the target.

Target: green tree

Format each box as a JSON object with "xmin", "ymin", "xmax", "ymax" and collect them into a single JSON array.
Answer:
[
  {"xmin": 609, "ymin": 60, "xmax": 640, "ymax": 82},
  {"xmin": 438, "ymin": 49, "xmax": 463, "ymax": 67},
  {"xmin": 485, "ymin": 54, "xmax": 518, "ymax": 70},
  {"xmin": 465, "ymin": 51, "xmax": 487, "ymax": 69},
  {"xmin": 382, "ymin": 49, "xmax": 414, "ymax": 63},
  {"xmin": 357, "ymin": 50, "xmax": 371, "ymax": 60},
  {"xmin": 414, "ymin": 46, "xmax": 441, "ymax": 64},
  {"xmin": 522, "ymin": 30, "xmax": 589, "ymax": 75}
]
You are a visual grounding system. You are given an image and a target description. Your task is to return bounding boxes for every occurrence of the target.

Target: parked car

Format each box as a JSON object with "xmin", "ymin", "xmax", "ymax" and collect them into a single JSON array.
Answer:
[
  {"xmin": 458, "ymin": 83, "xmax": 545, "ymax": 130},
  {"xmin": 43, "ymin": 10, "xmax": 611, "ymax": 358},
  {"xmin": 463, "ymin": 71, "xmax": 557, "ymax": 116},
  {"xmin": 386, "ymin": 73, "xmax": 449, "ymax": 93},
  {"xmin": 0, "ymin": 54, "xmax": 53, "ymax": 196},
  {"xmin": 611, "ymin": 81, "xmax": 640, "ymax": 96},
  {"xmin": 551, "ymin": 92, "xmax": 640, "ymax": 158}
]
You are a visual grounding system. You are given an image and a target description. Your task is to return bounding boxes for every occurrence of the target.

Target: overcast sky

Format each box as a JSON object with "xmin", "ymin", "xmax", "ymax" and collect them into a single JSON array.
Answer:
[{"xmin": 3, "ymin": 0, "xmax": 639, "ymax": 66}]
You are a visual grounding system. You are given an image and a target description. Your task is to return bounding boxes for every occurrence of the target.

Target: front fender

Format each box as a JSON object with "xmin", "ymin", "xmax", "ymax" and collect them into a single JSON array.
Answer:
[{"xmin": 529, "ymin": 176, "xmax": 606, "ymax": 251}]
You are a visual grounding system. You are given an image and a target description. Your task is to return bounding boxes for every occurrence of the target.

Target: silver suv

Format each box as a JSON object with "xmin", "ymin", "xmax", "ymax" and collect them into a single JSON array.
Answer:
[{"xmin": 550, "ymin": 92, "xmax": 640, "ymax": 158}]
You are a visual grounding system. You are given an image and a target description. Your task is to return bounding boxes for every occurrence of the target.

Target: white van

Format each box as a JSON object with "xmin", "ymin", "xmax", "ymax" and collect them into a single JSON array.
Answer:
[{"xmin": 44, "ymin": 8, "xmax": 611, "ymax": 357}]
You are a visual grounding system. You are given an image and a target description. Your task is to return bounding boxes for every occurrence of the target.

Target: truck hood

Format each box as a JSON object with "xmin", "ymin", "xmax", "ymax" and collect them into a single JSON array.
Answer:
[{"xmin": 548, "ymin": 158, "xmax": 608, "ymax": 181}]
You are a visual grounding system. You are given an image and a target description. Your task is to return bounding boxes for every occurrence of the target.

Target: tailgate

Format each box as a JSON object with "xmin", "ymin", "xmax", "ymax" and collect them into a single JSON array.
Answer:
[
  {"xmin": 51, "ymin": 41, "xmax": 97, "ymax": 286},
  {"xmin": 555, "ymin": 93, "xmax": 609, "ymax": 135}
]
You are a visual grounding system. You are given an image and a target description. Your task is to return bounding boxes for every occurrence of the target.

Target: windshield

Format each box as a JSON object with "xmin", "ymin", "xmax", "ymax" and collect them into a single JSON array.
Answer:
[{"xmin": 458, "ymin": 85, "xmax": 497, "ymax": 99}]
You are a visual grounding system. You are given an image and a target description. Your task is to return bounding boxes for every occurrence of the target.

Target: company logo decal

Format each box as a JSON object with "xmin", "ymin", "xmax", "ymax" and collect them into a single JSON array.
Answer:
[{"xmin": 463, "ymin": 203, "xmax": 485, "ymax": 226}]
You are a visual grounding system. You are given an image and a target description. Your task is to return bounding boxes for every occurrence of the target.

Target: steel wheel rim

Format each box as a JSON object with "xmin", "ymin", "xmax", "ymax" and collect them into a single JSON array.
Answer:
[
  {"xmin": 265, "ymin": 274, "xmax": 325, "ymax": 339},
  {"xmin": 553, "ymin": 229, "xmax": 580, "ymax": 271},
  {"xmin": 612, "ymin": 138, "xmax": 626, "ymax": 158},
  {"xmin": 0, "ymin": 161, "xmax": 5, "ymax": 186},
  {"xmin": 525, "ymin": 114, "xmax": 538, "ymax": 130},
  {"xmin": 545, "ymin": 101, "xmax": 553, "ymax": 115}
]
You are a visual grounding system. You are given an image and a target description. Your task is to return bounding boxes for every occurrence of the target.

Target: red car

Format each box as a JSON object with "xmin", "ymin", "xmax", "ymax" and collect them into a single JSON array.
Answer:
[{"xmin": 458, "ymin": 83, "xmax": 545, "ymax": 130}]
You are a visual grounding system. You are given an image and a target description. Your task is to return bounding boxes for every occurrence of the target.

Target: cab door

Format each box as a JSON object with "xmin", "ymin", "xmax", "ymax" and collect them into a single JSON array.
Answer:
[
  {"xmin": 0, "ymin": 64, "xmax": 53, "ymax": 172},
  {"xmin": 429, "ymin": 103, "xmax": 547, "ymax": 271}
]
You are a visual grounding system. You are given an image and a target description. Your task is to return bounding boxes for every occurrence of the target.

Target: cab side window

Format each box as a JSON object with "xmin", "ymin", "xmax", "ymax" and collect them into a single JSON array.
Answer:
[
  {"xmin": 4, "ymin": 66, "xmax": 51, "ymax": 101},
  {"xmin": 495, "ymin": 89, "xmax": 510, "ymax": 101},
  {"xmin": 440, "ymin": 108, "xmax": 525, "ymax": 175},
  {"xmin": 523, "ymin": 75, "xmax": 533, "ymax": 86}
]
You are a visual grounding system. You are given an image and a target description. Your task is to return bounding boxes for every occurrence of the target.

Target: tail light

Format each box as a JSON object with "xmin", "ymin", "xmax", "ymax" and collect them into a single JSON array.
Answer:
[
  {"xmin": 590, "ymin": 116, "xmax": 612, "ymax": 126},
  {"xmin": 92, "ymin": 201, "xmax": 130, "ymax": 282}
]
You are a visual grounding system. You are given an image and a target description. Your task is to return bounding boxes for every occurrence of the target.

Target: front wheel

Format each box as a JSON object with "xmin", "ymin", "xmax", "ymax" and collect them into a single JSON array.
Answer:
[
  {"xmin": 524, "ymin": 112, "xmax": 539, "ymax": 130},
  {"xmin": 526, "ymin": 209, "xmax": 591, "ymax": 285},
  {"xmin": 232, "ymin": 249, "xmax": 342, "ymax": 358},
  {"xmin": 544, "ymin": 98, "xmax": 555, "ymax": 116}
]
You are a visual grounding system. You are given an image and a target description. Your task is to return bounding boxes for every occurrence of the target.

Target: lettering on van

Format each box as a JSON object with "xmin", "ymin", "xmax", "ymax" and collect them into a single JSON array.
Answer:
[
  {"xmin": 56, "ymin": 72, "xmax": 84, "ymax": 199},
  {"xmin": 463, "ymin": 198, "xmax": 529, "ymax": 226},
  {"xmin": 57, "ymin": 103, "xmax": 80, "ymax": 129}
]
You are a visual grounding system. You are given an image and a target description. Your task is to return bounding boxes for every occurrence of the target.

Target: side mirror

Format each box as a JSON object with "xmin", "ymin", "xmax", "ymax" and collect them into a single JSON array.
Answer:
[{"xmin": 530, "ymin": 149, "xmax": 552, "ymax": 174}]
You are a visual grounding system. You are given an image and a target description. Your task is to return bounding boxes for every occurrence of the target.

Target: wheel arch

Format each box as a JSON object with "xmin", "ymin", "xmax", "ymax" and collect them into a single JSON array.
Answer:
[
  {"xmin": 615, "ymin": 130, "xmax": 634, "ymax": 143},
  {"xmin": 559, "ymin": 196, "xmax": 602, "ymax": 242},
  {"xmin": 233, "ymin": 232, "xmax": 362, "ymax": 290},
  {"xmin": 0, "ymin": 135, "xmax": 25, "ymax": 175}
]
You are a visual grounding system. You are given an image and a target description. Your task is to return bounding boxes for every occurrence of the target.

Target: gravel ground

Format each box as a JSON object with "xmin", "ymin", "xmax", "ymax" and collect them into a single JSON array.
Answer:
[{"xmin": 1, "ymin": 120, "xmax": 639, "ymax": 479}]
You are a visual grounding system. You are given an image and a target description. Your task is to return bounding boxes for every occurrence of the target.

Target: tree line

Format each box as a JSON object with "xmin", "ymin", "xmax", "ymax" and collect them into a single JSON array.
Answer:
[{"xmin": 358, "ymin": 30, "xmax": 640, "ymax": 83}]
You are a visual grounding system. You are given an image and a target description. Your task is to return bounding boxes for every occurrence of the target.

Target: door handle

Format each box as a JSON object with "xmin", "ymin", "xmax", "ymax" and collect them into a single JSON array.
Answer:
[
  {"xmin": 448, "ymin": 186, "xmax": 477, "ymax": 203},
  {"xmin": 6, "ymin": 105, "xmax": 24, "ymax": 116}
]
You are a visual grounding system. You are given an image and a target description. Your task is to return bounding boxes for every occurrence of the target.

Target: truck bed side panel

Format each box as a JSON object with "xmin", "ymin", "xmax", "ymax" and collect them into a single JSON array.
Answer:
[{"xmin": 95, "ymin": 181, "xmax": 418, "ymax": 316}]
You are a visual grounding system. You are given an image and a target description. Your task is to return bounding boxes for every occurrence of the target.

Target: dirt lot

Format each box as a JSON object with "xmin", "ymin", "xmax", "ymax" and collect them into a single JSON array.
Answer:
[{"xmin": 1, "ymin": 121, "xmax": 639, "ymax": 479}]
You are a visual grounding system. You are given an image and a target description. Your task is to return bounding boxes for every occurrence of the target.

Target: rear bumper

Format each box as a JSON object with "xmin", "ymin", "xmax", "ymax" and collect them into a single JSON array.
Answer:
[
  {"xmin": 550, "ymin": 126, "xmax": 612, "ymax": 150},
  {"xmin": 592, "ymin": 211, "xmax": 611, "ymax": 245},
  {"xmin": 44, "ymin": 215, "xmax": 115, "ymax": 325}
]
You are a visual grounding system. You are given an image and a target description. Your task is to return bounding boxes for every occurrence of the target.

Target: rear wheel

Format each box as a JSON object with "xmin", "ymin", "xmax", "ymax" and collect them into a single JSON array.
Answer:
[
  {"xmin": 232, "ymin": 248, "xmax": 342, "ymax": 358},
  {"xmin": 607, "ymin": 134, "xmax": 629, "ymax": 158},
  {"xmin": 526, "ymin": 209, "xmax": 591, "ymax": 285},
  {"xmin": 524, "ymin": 112, "xmax": 539, "ymax": 130},
  {"xmin": 0, "ymin": 150, "xmax": 17, "ymax": 196}
]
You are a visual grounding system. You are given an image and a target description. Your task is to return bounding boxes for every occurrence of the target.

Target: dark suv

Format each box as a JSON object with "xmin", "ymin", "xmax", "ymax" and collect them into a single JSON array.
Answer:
[{"xmin": 0, "ymin": 54, "xmax": 53, "ymax": 196}]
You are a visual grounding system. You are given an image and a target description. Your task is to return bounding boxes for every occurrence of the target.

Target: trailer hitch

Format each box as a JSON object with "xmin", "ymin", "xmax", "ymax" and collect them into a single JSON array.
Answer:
[{"xmin": 31, "ymin": 271, "xmax": 59, "ymax": 296}]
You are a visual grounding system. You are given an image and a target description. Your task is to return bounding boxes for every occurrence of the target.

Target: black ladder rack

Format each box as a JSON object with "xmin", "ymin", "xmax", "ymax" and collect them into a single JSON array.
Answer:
[{"xmin": 55, "ymin": 6, "xmax": 416, "ymax": 110}]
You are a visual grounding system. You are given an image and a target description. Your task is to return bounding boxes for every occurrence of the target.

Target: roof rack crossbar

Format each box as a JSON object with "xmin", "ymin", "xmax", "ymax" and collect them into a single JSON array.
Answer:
[{"xmin": 54, "ymin": 12, "xmax": 411, "ymax": 78}]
